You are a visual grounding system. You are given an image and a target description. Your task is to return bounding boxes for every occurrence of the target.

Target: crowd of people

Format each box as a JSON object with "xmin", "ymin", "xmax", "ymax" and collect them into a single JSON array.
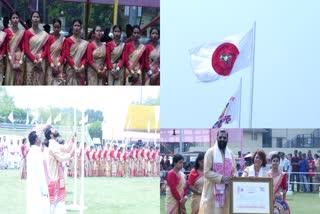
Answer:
[
  {"xmin": 0, "ymin": 11, "xmax": 160, "ymax": 86},
  {"xmin": 162, "ymin": 129, "xmax": 320, "ymax": 214},
  {"xmin": 67, "ymin": 142, "xmax": 161, "ymax": 178},
  {"xmin": 0, "ymin": 135, "xmax": 161, "ymax": 178}
]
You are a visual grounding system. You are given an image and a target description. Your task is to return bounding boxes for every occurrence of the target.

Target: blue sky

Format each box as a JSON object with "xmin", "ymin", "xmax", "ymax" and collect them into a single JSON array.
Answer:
[{"xmin": 161, "ymin": 0, "xmax": 320, "ymax": 128}]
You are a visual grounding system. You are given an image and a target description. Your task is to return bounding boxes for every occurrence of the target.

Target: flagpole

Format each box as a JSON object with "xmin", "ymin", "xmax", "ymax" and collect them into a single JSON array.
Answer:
[
  {"xmin": 113, "ymin": 0, "xmax": 118, "ymax": 25},
  {"xmin": 240, "ymin": 128, "xmax": 244, "ymax": 170},
  {"xmin": 73, "ymin": 107, "xmax": 78, "ymax": 206},
  {"xmin": 249, "ymin": 22, "xmax": 256, "ymax": 128},
  {"xmin": 84, "ymin": 0, "xmax": 90, "ymax": 40},
  {"xmin": 239, "ymin": 78, "xmax": 242, "ymax": 128},
  {"xmin": 67, "ymin": 108, "xmax": 82, "ymax": 211},
  {"xmin": 80, "ymin": 109, "xmax": 85, "ymax": 214}
]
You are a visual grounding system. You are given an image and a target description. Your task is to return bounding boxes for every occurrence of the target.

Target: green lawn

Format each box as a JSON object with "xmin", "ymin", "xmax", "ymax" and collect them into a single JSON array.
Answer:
[
  {"xmin": 0, "ymin": 169, "xmax": 160, "ymax": 214},
  {"xmin": 160, "ymin": 192, "xmax": 320, "ymax": 214}
]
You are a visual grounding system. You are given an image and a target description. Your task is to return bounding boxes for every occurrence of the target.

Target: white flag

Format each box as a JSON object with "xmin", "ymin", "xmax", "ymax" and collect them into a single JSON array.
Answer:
[
  {"xmin": 54, "ymin": 113, "xmax": 62, "ymax": 124},
  {"xmin": 190, "ymin": 24, "xmax": 254, "ymax": 82},
  {"xmin": 46, "ymin": 115, "xmax": 52, "ymax": 125},
  {"xmin": 79, "ymin": 114, "xmax": 88, "ymax": 125},
  {"xmin": 8, "ymin": 112, "xmax": 14, "ymax": 123},
  {"xmin": 212, "ymin": 82, "xmax": 241, "ymax": 128},
  {"xmin": 26, "ymin": 113, "xmax": 29, "ymax": 125},
  {"xmin": 30, "ymin": 118, "xmax": 35, "ymax": 125}
]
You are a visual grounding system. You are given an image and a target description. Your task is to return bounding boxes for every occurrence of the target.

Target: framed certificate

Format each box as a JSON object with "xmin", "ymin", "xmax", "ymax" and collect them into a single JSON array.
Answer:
[{"xmin": 230, "ymin": 177, "xmax": 273, "ymax": 214}]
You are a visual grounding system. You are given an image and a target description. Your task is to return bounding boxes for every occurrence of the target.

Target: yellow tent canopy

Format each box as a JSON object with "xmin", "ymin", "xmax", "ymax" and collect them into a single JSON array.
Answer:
[{"xmin": 125, "ymin": 105, "xmax": 160, "ymax": 131}]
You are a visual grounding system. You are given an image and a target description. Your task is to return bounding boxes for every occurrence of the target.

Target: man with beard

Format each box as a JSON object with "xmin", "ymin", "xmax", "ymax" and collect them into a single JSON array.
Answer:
[
  {"xmin": 44, "ymin": 125, "xmax": 75, "ymax": 214},
  {"xmin": 199, "ymin": 129, "xmax": 237, "ymax": 214}
]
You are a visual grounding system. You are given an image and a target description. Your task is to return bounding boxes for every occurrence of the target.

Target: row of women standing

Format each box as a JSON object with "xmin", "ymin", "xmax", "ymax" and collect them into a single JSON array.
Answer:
[{"xmin": 0, "ymin": 11, "xmax": 160, "ymax": 86}]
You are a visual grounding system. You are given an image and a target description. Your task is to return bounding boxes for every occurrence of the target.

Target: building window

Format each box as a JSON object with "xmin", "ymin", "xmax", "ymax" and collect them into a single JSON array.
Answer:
[
  {"xmin": 276, "ymin": 138, "xmax": 282, "ymax": 148},
  {"xmin": 251, "ymin": 132, "xmax": 258, "ymax": 141}
]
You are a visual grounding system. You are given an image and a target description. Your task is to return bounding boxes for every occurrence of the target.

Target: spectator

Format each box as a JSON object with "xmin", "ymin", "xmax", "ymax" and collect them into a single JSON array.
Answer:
[
  {"xmin": 299, "ymin": 153, "xmax": 309, "ymax": 192},
  {"xmin": 314, "ymin": 154, "xmax": 320, "ymax": 192},
  {"xmin": 308, "ymin": 156, "xmax": 316, "ymax": 192},
  {"xmin": 291, "ymin": 150, "xmax": 301, "ymax": 192},
  {"xmin": 279, "ymin": 152, "xmax": 290, "ymax": 172}
]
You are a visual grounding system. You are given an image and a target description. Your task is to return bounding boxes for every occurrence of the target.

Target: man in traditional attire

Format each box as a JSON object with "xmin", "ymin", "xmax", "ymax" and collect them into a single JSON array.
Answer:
[
  {"xmin": 199, "ymin": 129, "xmax": 237, "ymax": 214},
  {"xmin": 44, "ymin": 126, "xmax": 75, "ymax": 214},
  {"xmin": 26, "ymin": 131, "xmax": 50, "ymax": 214}
]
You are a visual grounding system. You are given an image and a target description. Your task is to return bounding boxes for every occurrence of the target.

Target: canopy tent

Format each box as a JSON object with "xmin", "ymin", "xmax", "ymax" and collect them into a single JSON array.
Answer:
[{"xmin": 124, "ymin": 105, "xmax": 160, "ymax": 131}]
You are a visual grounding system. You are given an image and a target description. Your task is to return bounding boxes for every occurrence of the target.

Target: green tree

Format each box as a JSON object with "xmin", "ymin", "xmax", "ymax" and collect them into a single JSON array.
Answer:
[
  {"xmin": 0, "ymin": 87, "xmax": 16, "ymax": 122},
  {"xmin": 87, "ymin": 121, "xmax": 102, "ymax": 139},
  {"xmin": 85, "ymin": 109, "xmax": 103, "ymax": 123},
  {"xmin": 143, "ymin": 92, "xmax": 160, "ymax": 106}
]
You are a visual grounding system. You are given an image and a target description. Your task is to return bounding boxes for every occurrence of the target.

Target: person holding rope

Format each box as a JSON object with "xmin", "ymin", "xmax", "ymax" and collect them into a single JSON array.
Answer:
[{"xmin": 44, "ymin": 125, "xmax": 75, "ymax": 214}]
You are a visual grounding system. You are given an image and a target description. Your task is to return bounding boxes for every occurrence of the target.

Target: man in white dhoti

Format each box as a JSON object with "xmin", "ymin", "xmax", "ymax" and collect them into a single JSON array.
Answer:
[
  {"xmin": 199, "ymin": 129, "xmax": 237, "ymax": 214},
  {"xmin": 26, "ymin": 131, "xmax": 50, "ymax": 214},
  {"xmin": 44, "ymin": 125, "xmax": 75, "ymax": 214}
]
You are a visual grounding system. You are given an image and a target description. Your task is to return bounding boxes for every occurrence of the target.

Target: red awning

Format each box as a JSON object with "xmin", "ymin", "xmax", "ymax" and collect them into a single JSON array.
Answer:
[{"xmin": 60, "ymin": 0, "xmax": 160, "ymax": 8}]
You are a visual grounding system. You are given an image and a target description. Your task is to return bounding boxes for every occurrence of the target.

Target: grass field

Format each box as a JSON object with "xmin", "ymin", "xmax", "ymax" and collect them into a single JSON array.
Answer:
[
  {"xmin": 0, "ymin": 169, "xmax": 160, "ymax": 214},
  {"xmin": 160, "ymin": 191, "xmax": 320, "ymax": 214}
]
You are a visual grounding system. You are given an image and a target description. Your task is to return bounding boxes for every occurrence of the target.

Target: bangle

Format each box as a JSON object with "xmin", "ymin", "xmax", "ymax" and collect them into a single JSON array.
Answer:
[
  {"xmin": 19, "ymin": 60, "xmax": 23, "ymax": 65},
  {"xmin": 8, "ymin": 56, "xmax": 12, "ymax": 61}
]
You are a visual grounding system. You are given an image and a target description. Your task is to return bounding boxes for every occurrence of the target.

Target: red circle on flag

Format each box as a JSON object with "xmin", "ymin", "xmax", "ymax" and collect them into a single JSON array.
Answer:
[{"xmin": 211, "ymin": 42, "xmax": 240, "ymax": 76}]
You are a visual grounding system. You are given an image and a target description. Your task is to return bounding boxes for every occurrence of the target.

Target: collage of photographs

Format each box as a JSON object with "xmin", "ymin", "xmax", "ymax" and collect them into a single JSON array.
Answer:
[{"xmin": 0, "ymin": 0, "xmax": 320, "ymax": 214}]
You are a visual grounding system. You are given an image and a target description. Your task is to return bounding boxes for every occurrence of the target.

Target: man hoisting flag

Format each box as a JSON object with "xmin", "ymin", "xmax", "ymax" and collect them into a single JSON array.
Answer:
[{"xmin": 190, "ymin": 24, "xmax": 255, "ymax": 82}]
